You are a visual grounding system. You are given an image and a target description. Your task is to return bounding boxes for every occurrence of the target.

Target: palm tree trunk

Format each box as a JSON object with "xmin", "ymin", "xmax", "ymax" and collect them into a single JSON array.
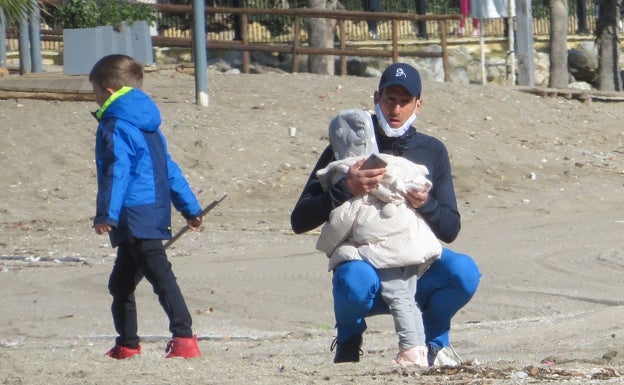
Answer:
[
  {"xmin": 307, "ymin": 0, "xmax": 338, "ymax": 75},
  {"xmin": 549, "ymin": 0, "xmax": 569, "ymax": 88},
  {"xmin": 596, "ymin": 0, "xmax": 622, "ymax": 91}
]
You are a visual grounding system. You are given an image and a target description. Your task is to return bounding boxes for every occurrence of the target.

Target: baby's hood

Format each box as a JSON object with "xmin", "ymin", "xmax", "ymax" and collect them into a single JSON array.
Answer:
[{"xmin": 328, "ymin": 109, "xmax": 378, "ymax": 160}]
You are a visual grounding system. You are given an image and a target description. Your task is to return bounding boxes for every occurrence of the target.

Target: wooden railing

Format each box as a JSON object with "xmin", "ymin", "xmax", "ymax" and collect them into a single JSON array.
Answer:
[
  {"xmin": 152, "ymin": 5, "xmax": 461, "ymax": 81},
  {"xmin": 4, "ymin": 6, "xmax": 460, "ymax": 80}
]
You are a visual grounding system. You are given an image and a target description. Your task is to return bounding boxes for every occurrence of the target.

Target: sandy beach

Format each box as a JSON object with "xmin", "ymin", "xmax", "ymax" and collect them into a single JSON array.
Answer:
[{"xmin": 1, "ymin": 68, "xmax": 624, "ymax": 384}]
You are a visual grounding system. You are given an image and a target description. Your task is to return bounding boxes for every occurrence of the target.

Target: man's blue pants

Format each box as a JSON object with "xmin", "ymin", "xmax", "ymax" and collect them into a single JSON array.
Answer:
[{"xmin": 332, "ymin": 248, "xmax": 481, "ymax": 349}]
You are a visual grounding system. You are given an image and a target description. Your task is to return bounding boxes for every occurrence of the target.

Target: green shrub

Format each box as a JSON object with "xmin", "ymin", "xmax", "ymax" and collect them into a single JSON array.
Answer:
[{"xmin": 48, "ymin": 0, "xmax": 157, "ymax": 29}]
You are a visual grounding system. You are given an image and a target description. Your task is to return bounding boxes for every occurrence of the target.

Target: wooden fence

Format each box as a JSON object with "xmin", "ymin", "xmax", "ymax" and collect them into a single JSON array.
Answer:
[
  {"xmin": 151, "ymin": 5, "xmax": 461, "ymax": 79},
  {"xmin": 3, "ymin": 5, "xmax": 597, "ymax": 79},
  {"xmin": 5, "ymin": 6, "xmax": 462, "ymax": 80}
]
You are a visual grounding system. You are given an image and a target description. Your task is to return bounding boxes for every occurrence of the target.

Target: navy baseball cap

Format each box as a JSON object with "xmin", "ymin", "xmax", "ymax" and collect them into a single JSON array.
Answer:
[{"xmin": 378, "ymin": 63, "xmax": 422, "ymax": 97}]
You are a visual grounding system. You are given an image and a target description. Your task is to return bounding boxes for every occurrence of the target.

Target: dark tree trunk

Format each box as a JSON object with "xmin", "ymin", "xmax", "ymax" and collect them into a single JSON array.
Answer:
[
  {"xmin": 549, "ymin": 0, "xmax": 569, "ymax": 88},
  {"xmin": 306, "ymin": 0, "xmax": 337, "ymax": 75},
  {"xmin": 596, "ymin": 0, "xmax": 622, "ymax": 91}
]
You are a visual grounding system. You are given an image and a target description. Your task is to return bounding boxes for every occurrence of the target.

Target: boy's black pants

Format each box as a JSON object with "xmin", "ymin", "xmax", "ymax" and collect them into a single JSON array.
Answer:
[{"xmin": 108, "ymin": 238, "xmax": 193, "ymax": 347}]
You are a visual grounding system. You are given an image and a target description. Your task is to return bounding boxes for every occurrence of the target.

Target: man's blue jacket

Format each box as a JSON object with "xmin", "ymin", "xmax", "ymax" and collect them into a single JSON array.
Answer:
[{"xmin": 291, "ymin": 117, "xmax": 460, "ymax": 244}]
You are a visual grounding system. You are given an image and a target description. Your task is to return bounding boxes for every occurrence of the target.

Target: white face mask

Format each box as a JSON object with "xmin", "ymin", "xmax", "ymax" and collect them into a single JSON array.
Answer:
[{"xmin": 374, "ymin": 103, "xmax": 418, "ymax": 137}]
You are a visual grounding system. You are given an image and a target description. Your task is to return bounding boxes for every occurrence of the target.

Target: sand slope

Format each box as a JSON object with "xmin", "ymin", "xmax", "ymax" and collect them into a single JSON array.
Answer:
[{"xmin": 1, "ymin": 70, "xmax": 624, "ymax": 384}]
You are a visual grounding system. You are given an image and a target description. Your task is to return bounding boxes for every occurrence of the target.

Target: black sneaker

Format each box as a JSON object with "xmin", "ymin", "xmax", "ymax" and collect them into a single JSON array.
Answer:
[{"xmin": 330, "ymin": 334, "xmax": 363, "ymax": 363}]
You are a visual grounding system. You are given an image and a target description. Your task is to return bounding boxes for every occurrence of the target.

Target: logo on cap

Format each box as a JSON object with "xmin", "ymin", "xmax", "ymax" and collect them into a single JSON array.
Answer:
[{"xmin": 395, "ymin": 68, "xmax": 407, "ymax": 78}]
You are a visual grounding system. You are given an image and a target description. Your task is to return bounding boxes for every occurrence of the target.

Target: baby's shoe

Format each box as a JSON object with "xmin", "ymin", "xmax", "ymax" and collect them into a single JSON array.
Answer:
[
  {"xmin": 392, "ymin": 345, "xmax": 428, "ymax": 367},
  {"xmin": 165, "ymin": 334, "xmax": 201, "ymax": 358},
  {"xmin": 105, "ymin": 344, "xmax": 141, "ymax": 359}
]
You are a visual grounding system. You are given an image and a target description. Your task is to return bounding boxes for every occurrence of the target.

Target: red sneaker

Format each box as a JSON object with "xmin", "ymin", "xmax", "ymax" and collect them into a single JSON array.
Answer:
[
  {"xmin": 105, "ymin": 344, "xmax": 141, "ymax": 359},
  {"xmin": 165, "ymin": 334, "xmax": 201, "ymax": 359}
]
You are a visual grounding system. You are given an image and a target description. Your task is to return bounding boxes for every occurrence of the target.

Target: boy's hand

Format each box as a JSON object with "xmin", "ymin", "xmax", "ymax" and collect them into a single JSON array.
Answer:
[
  {"xmin": 94, "ymin": 223, "xmax": 112, "ymax": 235},
  {"xmin": 187, "ymin": 216, "xmax": 203, "ymax": 231}
]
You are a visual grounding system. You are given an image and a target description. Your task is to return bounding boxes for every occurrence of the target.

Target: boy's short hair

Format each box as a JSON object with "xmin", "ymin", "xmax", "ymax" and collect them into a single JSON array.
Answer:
[{"xmin": 89, "ymin": 54, "xmax": 144, "ymax": 91}]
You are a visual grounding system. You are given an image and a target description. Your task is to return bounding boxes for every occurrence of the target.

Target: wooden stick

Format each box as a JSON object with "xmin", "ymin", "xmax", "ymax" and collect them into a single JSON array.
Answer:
[
  {"xmin": 164, "ymin": 194, "xmax": 227, "ymax": 249},
  {"xmin": 0, "ymin": 255, "xmax": 85, "ymax": 263}
]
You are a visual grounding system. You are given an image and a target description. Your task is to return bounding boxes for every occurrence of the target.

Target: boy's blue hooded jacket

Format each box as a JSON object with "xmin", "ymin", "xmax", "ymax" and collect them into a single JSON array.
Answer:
[{"xmin": 94, "ymin": 87, "xmax": 201, "ymax": 246}]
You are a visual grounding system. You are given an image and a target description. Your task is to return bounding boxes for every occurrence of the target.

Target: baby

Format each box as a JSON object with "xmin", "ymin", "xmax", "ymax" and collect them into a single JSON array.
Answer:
[{"xmin": 316, "ymin": 109, "xmax": 442, "ymax": 366}]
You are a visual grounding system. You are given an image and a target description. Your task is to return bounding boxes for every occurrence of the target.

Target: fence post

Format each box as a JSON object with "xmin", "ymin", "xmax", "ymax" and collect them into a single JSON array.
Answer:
[
  {"xmin": 439, "ymin": 20, "xmax": 451, "ymax": 82},
  {"xmin": 338, "ymin": 19, "xmax": 347, "ymax": 76},
  {"xmin": 391, "ymin": 19, "xmax": 398, "ymax": 63},
  {"xmin": 242, "ymin": 12, "xmax": 249, "ymax": 73},
  {"xmin": 291, "ymin": 15, "xmax": 301, "ymax": 73}
]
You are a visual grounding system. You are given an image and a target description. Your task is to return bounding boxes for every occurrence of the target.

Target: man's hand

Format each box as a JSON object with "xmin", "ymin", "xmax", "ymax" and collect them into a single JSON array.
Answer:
[
  {"xmin": 187, "ymin": 216, "xmax": 203, "ymax": 231},
  {"xmin": 404, "ymin": 185, "xmax": 430, "ymax": 209},
  {"xmin": 344, "ymin": 158, "xmax": 386, "ymax": 196},
  {"xmin": 94, "ymin": 223, "xmax": 112, "ymax": 235}
]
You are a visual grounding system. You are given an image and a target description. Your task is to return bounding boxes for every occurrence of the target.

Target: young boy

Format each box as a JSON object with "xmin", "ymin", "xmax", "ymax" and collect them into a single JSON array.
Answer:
[{"xmin": 90, "ymin": 54, "xmax": 203, "ymax": 359}]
